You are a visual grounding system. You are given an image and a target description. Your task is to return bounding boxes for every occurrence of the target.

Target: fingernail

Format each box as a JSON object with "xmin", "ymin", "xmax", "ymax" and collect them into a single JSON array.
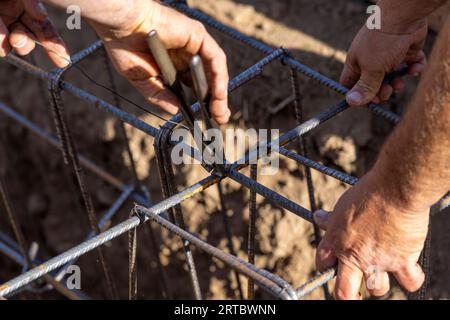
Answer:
[
  {"xmin": 12, "ymin": 36, "xmax": 27, "ymax": 49},
  {"xmin": 346, "ymin": 91, "xmax": 362, "ymax": 105},
  {"xmin": 37, "ymin": 3, "xmax": 48, "ymax": 17}
]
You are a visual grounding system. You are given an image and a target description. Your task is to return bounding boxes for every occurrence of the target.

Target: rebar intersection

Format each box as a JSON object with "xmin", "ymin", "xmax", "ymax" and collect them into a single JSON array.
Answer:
[{"xmin": 0, "ymin": 1, "xmax": 449, "ymax": 300}]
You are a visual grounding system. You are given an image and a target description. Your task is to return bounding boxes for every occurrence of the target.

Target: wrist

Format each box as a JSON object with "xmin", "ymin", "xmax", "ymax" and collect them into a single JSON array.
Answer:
[
  {"xmin": 377, "ymin": 0, "xmax": 428, "ymax": 35},
  {"xmin": 363, "ymin": 166, "xmax": 432, "ymax": 215},
  {"xmin": 89, "ymin": 0, "xmax": 158, "ymax": 40}
]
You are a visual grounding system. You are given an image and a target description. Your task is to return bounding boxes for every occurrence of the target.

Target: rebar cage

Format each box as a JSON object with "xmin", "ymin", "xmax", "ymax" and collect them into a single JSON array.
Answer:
[{"xmin": 0, "ymin": 0, "xmax": 449, "ymax": 300}]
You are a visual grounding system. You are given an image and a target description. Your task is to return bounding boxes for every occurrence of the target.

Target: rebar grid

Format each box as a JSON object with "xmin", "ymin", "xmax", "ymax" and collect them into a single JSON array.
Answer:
[{"xmin": 0, "ymin": 1, "xmax": 448, "ymax": 300}]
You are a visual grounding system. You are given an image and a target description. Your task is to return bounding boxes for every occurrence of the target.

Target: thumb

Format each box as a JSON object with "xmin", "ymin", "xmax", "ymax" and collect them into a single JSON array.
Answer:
[
  {"xmin": 346, "ymin": 70, "xmax": 384, "ymax": 107},
  {"xmin": 313, "ymin": 210, "xmax": 332, "ymax": 231}
]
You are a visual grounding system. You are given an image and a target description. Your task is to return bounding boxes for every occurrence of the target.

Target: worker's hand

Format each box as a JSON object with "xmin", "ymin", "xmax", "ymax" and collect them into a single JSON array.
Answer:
[
  {"xmin": 314, "ymin": 172, "xmax": 430, "ymax": 299},
  {"xmin": 0, "ymin": 0, "xmax": 70, "ymax": 67},
  {"xmin": 92, "ymin": 1, "xmax": 230, "ymax": 124},
  {"xmin": 341, "ymin": 22, "xmax": 427, "ymax": 107}
]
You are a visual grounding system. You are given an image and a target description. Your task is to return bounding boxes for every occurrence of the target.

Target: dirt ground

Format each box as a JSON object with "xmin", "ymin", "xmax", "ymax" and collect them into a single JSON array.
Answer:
[{"xmin": 0, "ymin": 0, "xmax": 449, "ymax": 300}]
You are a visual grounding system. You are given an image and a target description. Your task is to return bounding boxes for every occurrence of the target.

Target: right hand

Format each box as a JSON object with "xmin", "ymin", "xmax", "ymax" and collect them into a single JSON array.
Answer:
[
  {"xmin": 341, "ymin": 22, "xmax": 428, "ymax": 107},
  {"xmin": 92, "ymin": 1, "xmax": 231, "ymax": 124}
]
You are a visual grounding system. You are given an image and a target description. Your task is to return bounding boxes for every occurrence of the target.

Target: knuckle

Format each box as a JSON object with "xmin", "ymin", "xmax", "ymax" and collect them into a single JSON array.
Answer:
[
  {"xmin": 194, "ymin": 21, "xmax": 206, "ymax": 34},
  {"xmin": 334, "ymin": 288, "xmax": 353, "ymax": 300}
]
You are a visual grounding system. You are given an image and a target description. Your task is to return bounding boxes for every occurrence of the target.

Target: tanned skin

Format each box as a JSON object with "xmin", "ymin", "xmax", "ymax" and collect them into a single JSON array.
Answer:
[
  {"xmin": 1, "ymin": 0, "xmax": 450, "ymax": 301},
  {"xmin": 0, "ymin": 0, "xmax": 230, "ymax": 124},
  {"xmin": 342, "ymin": 0, "xmax": 449, "ymax": 107},
  {"xmin": 316, "ymin": 11, "xmax": 450, "ymax": 299}
]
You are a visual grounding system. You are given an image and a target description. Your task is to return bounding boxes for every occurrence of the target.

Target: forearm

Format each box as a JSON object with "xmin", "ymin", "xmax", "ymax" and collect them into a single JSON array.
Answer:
[
  {"xmin": 378, "ymin": 0, "xmax": 448, "ymax": 33},
  {"xmin": 371, "ymin": 17, "xmax": 450, "ymax": 212}
]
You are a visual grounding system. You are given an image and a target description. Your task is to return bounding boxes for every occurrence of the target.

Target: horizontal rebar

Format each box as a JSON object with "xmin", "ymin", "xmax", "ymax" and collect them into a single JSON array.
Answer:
[
  {"xmin": 0, "ymin": 174, "xmax": 218, "ymax": 297},
  {"xmin": 168, "ymin": 1, "xmax": 401, "ymax": 124},
  {"xmin": 54, "ymin": 185, "xmax": 135, "ymax": 281},
  {"xmin": 135, "ymin": 206, "xmax": 297, "ymax": 300},
  {"xmin": 279, "ymin": 147, "xmax": 358, "ymax": 186},
  {"xmin": 0, "ymin": 232, "xmax": 90, "ymax": 300},
  {"xmin": 2, "ymin": 1, "xmax": 447, "ymax": 300},
  {"xmin": 0, "ymin": 101, "xmax": 151, "ymax": 207}
]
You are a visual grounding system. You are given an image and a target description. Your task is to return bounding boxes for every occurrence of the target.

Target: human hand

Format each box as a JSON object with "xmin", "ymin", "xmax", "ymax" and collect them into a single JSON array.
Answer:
[
  {"xmin": 92, "ymin": 1, "xmax": 230, "ymax": 124},
  {"xmin": 341, "ymin": 22, "xmax": 428, "ymax": 107},
  {"xmin": 0, "ymin": 0, "xmax": 70, "ymax": 67},
  {"xmin": 314, "ymin": 172, "xmax": 430, "ymax": 299}
]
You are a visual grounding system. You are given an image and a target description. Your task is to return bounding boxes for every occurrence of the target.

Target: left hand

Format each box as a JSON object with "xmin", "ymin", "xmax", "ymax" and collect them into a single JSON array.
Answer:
[
  {"xmin": 314, "ymin": 172, "xmax": 430, "ymax": 299},
  {"xmin": 0, "ymin": 0, "xmax": 70, "ymax": 67}
]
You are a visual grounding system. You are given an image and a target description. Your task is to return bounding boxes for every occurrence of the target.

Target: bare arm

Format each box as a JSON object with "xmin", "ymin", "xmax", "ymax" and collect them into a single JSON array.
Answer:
[
  {"xmin": 373, "ymin": 14, "xmax": 450, "ymax": 212},
  {"xmin": 316, "ymin": 17, "xmax": 450, "ymax": 299},
  {"xmin": 378, "ymin": 0, "xmax": 448, "ymax": 33}
]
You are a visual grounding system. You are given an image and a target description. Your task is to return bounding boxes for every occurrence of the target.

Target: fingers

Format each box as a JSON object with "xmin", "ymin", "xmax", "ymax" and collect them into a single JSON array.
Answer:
[
  {"xmin": 163, "ymin": 18, "xmax": 230, "ymax": 124},
  {"xmin": 104, "ymin": 44, "xmax": 181, "ymax": 114},
  {"xmin": 313, "ymin": 210, "xmax": 332, "ymax": 231},
  {"xmin": 21, "ymin": 14, "xmax": 70, "ymax": 67},
  {"xmin": 334, "ymin": 262, "xmax": 363, "ymax": 300},
  {"xmin": 393, "ymin": 263, "xmax": 425, "ymax": 293},
  {"xmin": 22, "ymin": 0, "xmax": 48, "ymax": 21},
  {"xmin": 346, "ymin": 69, "xmax": 385, "ymax": 107},
  {"xmin": 365, "ymin": 269, "xmax": 390, "ymax": 297},
  {"xmin": 198, "ymin": 32, "xmax": 230, "ymax": 124},
  {"xmin": 9, "ymin": 24, "xmax": 36, "ymax": 56},
  {"xmin": 0, "ymin": 18, "xmax": 11, "ymax": 57}
]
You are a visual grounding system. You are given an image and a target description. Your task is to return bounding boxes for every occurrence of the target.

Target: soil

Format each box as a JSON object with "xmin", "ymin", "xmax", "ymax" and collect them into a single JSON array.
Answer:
[{"xmin": 0, "ymin": 0, "xmax": 448, "ymax": 300}]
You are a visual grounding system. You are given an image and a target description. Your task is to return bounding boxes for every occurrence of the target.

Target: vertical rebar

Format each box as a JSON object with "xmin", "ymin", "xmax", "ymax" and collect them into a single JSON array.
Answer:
[
  {"xmin": 290, "ymin": 68, "xmax": 331, "ymax": 300},
  {"xmin": 0, "ymin": 177, "xmax": 32, "ymax": 269},
  {"xmin": 217, "ymin": 182, "xmax": 244, "ymax": 299},
  {"xmin": 103, "ymin": 47, "xmax": 171, "ymax": 299},
  {"xmin": 247, "ymin": 164, "xmax": 258, "ymax": 299},
  {"xmin": 48, "ymin": 70, "xmax": 118, "ymax": 299},
  {"xmin": 0, "ymin": 140, "xmax": 39, "ymax": 299},
  {"xmin": 128, "ymin": 213, "xmax": 138, "ymax": 300},
  {"xmin": 155, "ymin": 127, "xmax": 202, "ymax": 300},
  {"xmin": 143, "ymin": 222, "xmax": 172, "ymax": 298}
]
